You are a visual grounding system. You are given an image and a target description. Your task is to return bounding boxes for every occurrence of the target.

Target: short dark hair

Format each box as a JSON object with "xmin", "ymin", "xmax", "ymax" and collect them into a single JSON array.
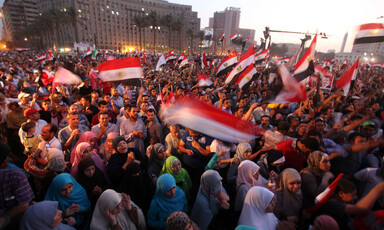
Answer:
[
  {"xmin": 8, "ymin": 101, "xmax": 19, "ymax": 109},
  {"xmin": 98, "ymin": 111, "xmax": 109, "ymax": 118},
  {"xmin": 348, "ymin": 132, "xmax": 366, "ymax": 142},
  {"xmin": 277, "ymin": 121, "xmax": 289, "ymax": 132},
  {"xmin": 308, "ymin": 130, "xmax": 323, "ymax": 139},
  {"xmin": 335, "ymin": 178, "xmax": 356, "ymax": 194},
  {"xmin": 261, "ymin": 115, "xmax": 270, "ymax": 120},
  {"xmin": 47, "ymin": 124, "xmax": 58, "ymax": 135},
  {"xmin": 301, "ymin": 137, "xmax": 320, "ymax": 151},
  {"xmin": 130, "ymin": 105, "xmax": 138, "ymax": 112},
  {"xmin": 81, "ymin": 95, "xmax": 91, "ymax": 103},
  {"xmin": 98, "ymin": 100, "xmax": 108, "ymax": 107},
  {"xmin": 147, "ymin": 109, "xmax": 155, "ymax": 114},
  {"xmin": 124, "ymin": 104, "xmax": 131, "ymax": 111},
  {"xmin": 102, "ymin": 93, "xmax": 111, "ymax": 98},
  {"xmin": 21, "ymin": 122, "xmax": 36, "ymax": 132}
]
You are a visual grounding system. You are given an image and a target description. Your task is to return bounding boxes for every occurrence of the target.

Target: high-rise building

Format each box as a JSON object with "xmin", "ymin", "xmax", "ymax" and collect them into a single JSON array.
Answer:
[
  {"xmin": 1, "ymin": 0, "xmax": 38, "ymax": 42},
  {"xmin": 211, "ymin": 7, "xmax": 254, "ymax": 51},
  {"xmin": 4, "ymin": 0, "xmax": 200, "ymax": 51}
]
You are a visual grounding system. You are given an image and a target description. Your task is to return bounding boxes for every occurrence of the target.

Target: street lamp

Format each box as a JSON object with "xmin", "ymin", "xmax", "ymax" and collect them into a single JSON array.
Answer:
[{"xmin": 24, "ymin": 38, "xmax": 28, "ymax": 41}]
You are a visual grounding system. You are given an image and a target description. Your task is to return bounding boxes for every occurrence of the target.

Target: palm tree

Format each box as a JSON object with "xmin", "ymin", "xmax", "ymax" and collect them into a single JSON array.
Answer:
[
  {"xmin": 205, "ymin": 34, "xmax": 213, "ymax": 49},
  {"xmin": 66, "ymin": 7, "xmax": 79, "ymax": 43},
  {"xmin": 133, "ymin": 15, "xmax": 147, "ymax": 51},
  {"xmin": 198, "ymin": 30, "xmax": 205, "ymax": 51},
  {"xmin": 186, "ymin": 29, "xmax": 195, "ymax": 53},
  {"xmin": 145, "ymin": 11, "xmax": 159, "ymax": 51},
  {"xmin": 49, "ymin": 8, "xmax": 65, "ymax": 48},
  {"xmin": 172, "ymin": 20, "xmax": 183, "ymax": 50},
  {"xmin": 160, "ymin": 14, "xmax": 173, "ymax": 50}
]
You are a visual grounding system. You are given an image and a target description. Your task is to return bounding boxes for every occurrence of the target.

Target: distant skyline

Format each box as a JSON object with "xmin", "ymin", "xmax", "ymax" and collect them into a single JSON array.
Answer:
[{"xmin": 168, "ymin": 0, "xmax": 384, "ymax": 53}]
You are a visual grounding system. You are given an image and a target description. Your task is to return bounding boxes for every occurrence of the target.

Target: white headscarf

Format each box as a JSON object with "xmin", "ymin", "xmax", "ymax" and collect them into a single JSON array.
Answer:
[
  {"xmin": 90, "ymin": 189, "xmax": 146, "ymax": 230},
  {"xmin": 236, "ymin": 160, "xmax": 267, "ymax": 189},
  {"xmin": 238, "ymin": 186, "xmax": 278, "ymax": 230}
]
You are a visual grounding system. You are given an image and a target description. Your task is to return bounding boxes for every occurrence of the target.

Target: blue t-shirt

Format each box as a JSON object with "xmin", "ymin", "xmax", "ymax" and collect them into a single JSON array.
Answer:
[{"xmin": 181, "ymin": 131, "xmax": 213, "ymax": 169}]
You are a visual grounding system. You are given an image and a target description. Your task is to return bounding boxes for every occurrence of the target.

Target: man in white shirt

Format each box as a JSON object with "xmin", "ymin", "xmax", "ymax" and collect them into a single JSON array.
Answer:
[{"xmin": 33, "ymin": 124, "xmax": 62, "ymax": 165}]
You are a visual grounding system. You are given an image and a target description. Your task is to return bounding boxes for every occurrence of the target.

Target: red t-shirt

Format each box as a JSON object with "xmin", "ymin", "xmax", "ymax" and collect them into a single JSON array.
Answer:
[{"xmin": 276, "ymin": 139, "xmax": 309, "ymax": 172}]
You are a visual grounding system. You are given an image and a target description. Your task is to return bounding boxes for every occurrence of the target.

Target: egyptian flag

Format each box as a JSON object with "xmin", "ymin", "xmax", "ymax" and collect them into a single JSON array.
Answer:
[
  {"xmin": 294, "ymin": 34, "xmax": 317, "ymax": 74},
  {"xmin": 52, "ymin": 67, "xmax": 83, "ymax": 93},
  {"xmin": 84, "ymin": 48, "xmax": 92, "ymax": 57},
  {"xmin": 225, "ymin": 44, "xmax": 255, "ymax": 84},
  {"xmin": 36, "ymin": 54, "xmax": 46, "ymax": 62},
  {"xmin": 162, "ymin": 97, "xmax": 265, "ymax": 143},
  {"xmin": 243, "ymin": 36, "xmax": 252, "ymax": 42},
  {"xmin": 335, "ymin": 58, "xmax": 359, "ymax": 96},
  {"xmin": 269, "ymin": 63, "xmax": 307, "ymax": 104},
  {"xmin": 14, "ymin": 47, "xmax": 30, "ymax": 52},
  {"xmin": 165, "ymin": 53, "xmax": 177, "ymax": 63},
  {"xmin": 294, "ymin": 60, "xmax": 315, "ymax": 82},
  {"xmin": 235, "ymin": 64, "xmax": 258, "ymax": 90},
  {"xmin": 305, "ymin": 174, "xmax": 344, "ymax": 213},
  {"xmin": 46, "ymin": 52, "xmax": 54, "ymax": 62},
  {"xmin": 354, "ymin": 23, "xmax": 384, "ymax": 45},
  {"xmin": 156, "ymin": 54, "xmax": 166, "ymax": 70},
  {"xmin": 98, "ymin": 57, "xmax": 143, "ymax": 82},
  {"xmin": 140, "ymin": 52, "xmax": 146, "ymax": 64},
  {"xmin": 198, "ymin": 73, "xmax": 213, "ymax": 87},
  {"xmin": 176, "ymin": 53, "xmax": 185, "ymax": 64},
  {"xmin": 41, "ymin": 69, "xmax": 55, "ymax": 85},
  {"xmin": 255, "ymin": 48, "xmax": 269, "ymax": 65},
  {"xmin": 216, "ymin": 50, "xmax": 237, "ymax": 77},
  {"xmin": 201, "ymin": 52, "xmax": 208, "ymax": 69},
  {"xmin": 133, "ymin": 47, "xmax": 139, "ymax": 55},
  {"xmin": 230, "ymin": 33, "xmax": 238, "ymax": 40},
  {"xmin": 219, "ymin": 32, "xmax": 225, "ymax": 42},
  {"xmin": 179, "ymin": 55, "xmax": 188, "ymax": 68}
]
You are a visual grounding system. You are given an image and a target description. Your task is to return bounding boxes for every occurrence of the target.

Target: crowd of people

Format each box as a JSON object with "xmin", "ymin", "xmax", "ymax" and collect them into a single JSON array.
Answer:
[{"xmin": 0, "ymin": 49, "xmax": 384, "ymax": 230}]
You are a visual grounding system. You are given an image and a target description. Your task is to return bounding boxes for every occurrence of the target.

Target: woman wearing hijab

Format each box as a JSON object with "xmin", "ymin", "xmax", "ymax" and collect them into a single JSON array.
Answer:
[
  {"xmin": 166, "ymin": 211, "xmax": 197, "ymax": 230},
  {"xmin": 312, "ymin": 215, "xmax": 339, "ymax": 230},
  {"xmin": 227, "ymin": 143, "xmax": 253, "ymax": 196},
  {"xmin": 147, "ymin": 143, "xmax": 167, "ymax": 191},
  {"xmin": 40, "ymin": 149, "xmax": 67, "ymax": 200},
  {"xmin": 300, "ymin": 151, "xmax": 333, "ymax": 209},
  {"xmin": 44, "ymin": 173, "xmax": 91, "ymax": 227},
  {"xmin": 274, "ymin": 168, "xmax": 303, "ymax": 223},
  {"xmin": 19, "ymin": 201, "xmax": 75, "ymax": 230},
  {"xmin": 77, "ymin": 158, "xmax": 108, "ymax": 208},
  {"xmin": 99, "ymin": 132, "xmax": 118, "ymax": 162},
  {"xmin": 70, "ymin": 142, "xmax": 106, "ymax": 180},
  {"xmin": 238, "ymin": 186, "xmax": 278, "ymax": 230},
  {"xmin": 70, "ymin": 131, "xmax": 99, "ymax": 164},
  {"xmin": 90, "ymin": 189, "xmax": 146, "ymax": 230},
  {"xmin": 234, "ymin": 160, "xmax": 268, "ymax": 212},
  {"xmin": 106, "ymin": 136, "xmax": 145, "ymax": 188},
  {"xmin": 160, "ymin": 156, "xmax": 192, "ymax": 201},
  {"xmin": 190, "ymin": 170, "xmax": 230, "ymax": 230},
  {"xmin": 147, "ymin": 174, "xmax": 188, "ymax": 230}
]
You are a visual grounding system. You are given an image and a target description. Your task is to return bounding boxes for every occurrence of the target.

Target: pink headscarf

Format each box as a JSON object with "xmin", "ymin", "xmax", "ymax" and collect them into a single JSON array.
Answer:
[
  {"xmin": 236, "ymin": 160, "xmax": 265, "ymax": 189},
  {"xmin": 70, "ymin": 142, "xmax": 107, "ymax": 180},
  {"xmin": 70, "ymin": 131, "xmax": 99, "ymax": 164}
]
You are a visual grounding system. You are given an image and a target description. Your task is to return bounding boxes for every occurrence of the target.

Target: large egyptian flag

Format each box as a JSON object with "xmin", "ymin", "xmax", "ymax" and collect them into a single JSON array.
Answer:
[
  {"xmin": 176, "ymin": 53, "xmax": 185, "ymax": 64},
  {"xmin": 52, "ymin": 67, "xmax": 83, "ymax": 93},
  {"xmin": 354, "ymin": 23, "xmax": 384, "ymax": 45},
  {"xmin": 98, "ymin": 57, "xmax": 143, "ymax": 81},
  {"xmin": 179, "ymin": 55, "xmax": 188, "ymax": 68},
  {"xmin": 36, "ymin": 54, "xmax": 46, "ymax": 62},
  {"xmin": 269, "ymin": 63, "xmax": 307, "ymax": 104},
  {"xmin": 235, "ymin": 64, "xmax": 258, "ymax": 90},
  {"xmin": 198, "ymin": 73, "xmax": 213, "ymax": 87},
  {"xmin": 163, "ymin": 97, "xmax": 265, "ymax": 143},
  {"xmin": 230, "ymin": 33, "xmax": 238, "ymax": 40},
  {"xmin": 216, "ymin": 50, "xmax": 237, "ymax": 77},
  {"xmin": 294, "ymin": 34, "xmax": 317, "ymax": 75},
  {"xmin": 225, "ymin": 44, "xmax": 255, "ymax": 84},
  {"xmin": 156, "ymin": 54, "xmax": 166, "ymax": 71},
  {"xmin": 335, "ymin": 58, "xmax": 359, "ymax": 95}
]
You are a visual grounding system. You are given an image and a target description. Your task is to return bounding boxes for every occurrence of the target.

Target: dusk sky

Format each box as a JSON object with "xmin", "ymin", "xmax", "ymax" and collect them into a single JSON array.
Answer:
[{"xmin": 168, "ymin": 0, "xmax": 384, "ymax": 53}]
